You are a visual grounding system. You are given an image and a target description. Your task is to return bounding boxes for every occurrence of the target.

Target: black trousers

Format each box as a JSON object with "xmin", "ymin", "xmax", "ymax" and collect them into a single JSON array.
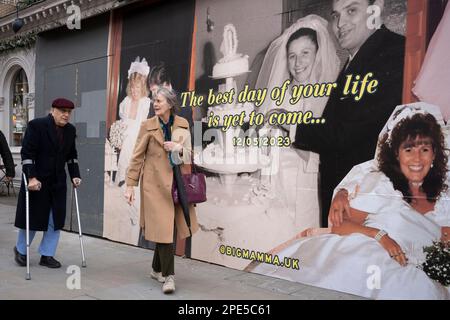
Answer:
[{"xmin": 152, "ymin": 242, "xmax": 174, "ymax": 277}]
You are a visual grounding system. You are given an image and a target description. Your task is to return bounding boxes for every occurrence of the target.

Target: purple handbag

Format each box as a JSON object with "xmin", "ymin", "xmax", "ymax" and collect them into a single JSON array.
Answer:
[{"xmin": 172, "ymin": 168, "xmax": 207, "ymax": 205}]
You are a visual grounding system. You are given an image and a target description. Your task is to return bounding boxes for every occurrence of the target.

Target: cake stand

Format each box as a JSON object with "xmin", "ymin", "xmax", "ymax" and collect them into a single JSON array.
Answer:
[{"xmin": 197, "ymin": 70, "xmax": 270, "ymax": 189}]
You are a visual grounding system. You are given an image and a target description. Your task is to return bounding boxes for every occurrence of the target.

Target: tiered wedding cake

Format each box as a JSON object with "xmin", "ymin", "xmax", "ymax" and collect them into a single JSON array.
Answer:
[
  {"xmin": 196, "ymin": 23, "xmax": 270, "ymax": 179},
  {"xmin": 192, "ymin": 24, "xmax": 280, "ymax": 271},
  {"xmin": 208, "ymin": 24, "xmax": 254, "ymax": 124}
]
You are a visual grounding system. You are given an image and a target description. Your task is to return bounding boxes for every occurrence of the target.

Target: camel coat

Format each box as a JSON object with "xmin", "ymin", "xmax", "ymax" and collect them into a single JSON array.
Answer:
[{"xmin": 125, "ymin": 115, "xmax": 199, "ymax": 243}]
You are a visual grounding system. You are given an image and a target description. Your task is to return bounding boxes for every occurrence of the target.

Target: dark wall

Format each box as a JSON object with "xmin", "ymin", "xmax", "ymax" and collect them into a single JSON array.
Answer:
[{"xmin": 35, "ymin": 14, "xmax": 110, "ymax": 236}]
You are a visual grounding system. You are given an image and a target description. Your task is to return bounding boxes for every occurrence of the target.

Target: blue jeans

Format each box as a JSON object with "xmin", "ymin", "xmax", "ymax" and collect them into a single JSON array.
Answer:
[{"xmin": 16, "ymin": 211, "xmax": 60, "ymax": 257}]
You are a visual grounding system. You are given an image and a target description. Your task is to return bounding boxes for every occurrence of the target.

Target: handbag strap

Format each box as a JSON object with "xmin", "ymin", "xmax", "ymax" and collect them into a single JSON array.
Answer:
[{"xmin": 190, "ymin": 150, "xmax": 198, "ymax": 174}]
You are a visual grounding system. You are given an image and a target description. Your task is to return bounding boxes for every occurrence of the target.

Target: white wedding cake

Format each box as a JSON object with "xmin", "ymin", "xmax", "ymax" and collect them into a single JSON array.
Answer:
[
  {"xmin": 196, "ymin": 23, "xmax": 269, "ymax": 180},
  {"xmin": 212, "ymin": 24, "xmax": 249, "ymax": 78},
  {"xmin": 209, "ymin": 24, "xmax": 253, "ymax": 125}
]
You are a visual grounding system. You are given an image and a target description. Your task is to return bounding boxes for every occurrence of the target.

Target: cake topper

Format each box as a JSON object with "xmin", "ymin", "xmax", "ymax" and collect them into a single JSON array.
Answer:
[{"xmin": 219, "ymin": 24, "xmax": 239, "ymax": 62}]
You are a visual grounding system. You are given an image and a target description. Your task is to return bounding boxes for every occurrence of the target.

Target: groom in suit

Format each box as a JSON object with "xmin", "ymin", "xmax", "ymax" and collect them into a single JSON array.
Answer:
[{"xmin": 293, "ymin": 0, "xmax": 405, "ymax": 227}]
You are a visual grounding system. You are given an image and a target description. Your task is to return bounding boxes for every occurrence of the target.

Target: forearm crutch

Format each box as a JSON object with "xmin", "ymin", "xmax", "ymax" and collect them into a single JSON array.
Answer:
[
  {"xmin": 73, "ymin": 186, "xmax": 87, "ymax": 267},
  {"xmin": 22, "ymin": 173, "xmax": 31, "ymax": 280}
]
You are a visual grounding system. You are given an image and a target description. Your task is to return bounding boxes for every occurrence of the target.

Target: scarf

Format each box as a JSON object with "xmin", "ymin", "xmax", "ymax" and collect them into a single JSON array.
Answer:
[{"xmin": 159, "ymin": 115, "xmax": 175, "ymax": 166}]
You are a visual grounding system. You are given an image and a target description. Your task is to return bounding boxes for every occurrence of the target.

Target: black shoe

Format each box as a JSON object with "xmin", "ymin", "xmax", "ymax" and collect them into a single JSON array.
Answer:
[
  {"xmin": 39, "ymin": 256, "xmax": 61, "ymax": 268},
  {"xmin": 14, "ymin": 246, "xmax": 27, "ymax": 267},
  {"xmin": 118, "ymin": 180, "xmax": 125, "ymax": 187}
]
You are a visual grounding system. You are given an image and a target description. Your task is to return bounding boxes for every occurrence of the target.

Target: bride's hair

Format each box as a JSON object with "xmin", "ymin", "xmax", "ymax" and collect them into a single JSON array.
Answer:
[
  {"xmin": 377, "ymin": 113, "xmax": 448, "ymax": 203},
  {"xmin": 286, "ymin": 28, "xmax": 318, "ymax": 52},
  {"xmin": 126, "ymin": 73, "xmax": 150, "ymax": 98}
]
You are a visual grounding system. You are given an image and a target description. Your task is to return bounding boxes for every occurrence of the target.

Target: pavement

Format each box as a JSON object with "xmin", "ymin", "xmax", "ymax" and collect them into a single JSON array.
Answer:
[{"xmin": 0, "ymin": 194, "xmax": 365, "ymax": 300}]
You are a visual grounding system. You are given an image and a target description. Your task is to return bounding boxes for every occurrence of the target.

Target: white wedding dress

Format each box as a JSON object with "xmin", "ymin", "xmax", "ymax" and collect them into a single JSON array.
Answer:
[
  {"xmin": 254, "ymin": 161, "xmax": 450, "ymax": 299},
  {"xmin": 256, "ymin": 15, "xmax": 340, "ymax": 232},
  {"xmin": 105, "ymin": 95, "xmax": 150, "ymax": 245},
  {"xmin": 117, "ymin": 96, "xmax": 151, "ymax": 183},
  {"xmin": 264, "ymin": 94, "xmax": 323, "ymax": 229}
]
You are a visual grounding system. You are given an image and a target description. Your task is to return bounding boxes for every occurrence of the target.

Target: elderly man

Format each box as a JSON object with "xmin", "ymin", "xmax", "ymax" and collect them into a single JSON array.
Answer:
[
  {"xmin": 14, "ymin": 98, "xmax": 81, "ymax": 268},
  {"xmin": 293, "ymin": 0, "xmax": 405, "ymax": 226}
]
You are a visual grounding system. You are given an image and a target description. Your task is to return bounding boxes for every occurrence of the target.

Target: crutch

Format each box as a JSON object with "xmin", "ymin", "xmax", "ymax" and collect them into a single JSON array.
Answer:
[
  {"xmin": 22, "ymin": 173, "xmax": 31, "ymax": 280},
  {"xmin": 73, "ymin": 186, "xmax": 87, "ymax": 267}
]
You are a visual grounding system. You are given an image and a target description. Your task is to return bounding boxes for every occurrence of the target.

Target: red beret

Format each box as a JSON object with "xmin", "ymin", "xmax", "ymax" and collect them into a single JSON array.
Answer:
[{"xmin": 52, "ymin": 98, "xmax": 75, "ymax": 109}]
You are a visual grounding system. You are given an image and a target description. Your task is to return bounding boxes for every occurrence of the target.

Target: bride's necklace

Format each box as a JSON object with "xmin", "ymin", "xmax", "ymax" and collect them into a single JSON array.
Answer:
[
  {"xmin": 409, "ymin": 181, "xmax": 423, "ymax": 188},
  {"xmin": 409, "ymin": 181, "xmax": 425, "ymax": 205}
]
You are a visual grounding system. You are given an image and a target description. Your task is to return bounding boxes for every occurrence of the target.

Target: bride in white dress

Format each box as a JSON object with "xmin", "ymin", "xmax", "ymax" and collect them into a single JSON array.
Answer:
[
  {"xmin": 253, "ymin": 103, "xmax": 450, "ymax": 299},
  {"xmin": 104, "ymin": 58, "xmax": 150, "ymax": 245},
  {"xmin": 117, "ymin": 60, "xmax": 151, "ymax": 184},
  {"xmin": 256, "ymin": 14, "xmax": 340, "ymax": 231}
]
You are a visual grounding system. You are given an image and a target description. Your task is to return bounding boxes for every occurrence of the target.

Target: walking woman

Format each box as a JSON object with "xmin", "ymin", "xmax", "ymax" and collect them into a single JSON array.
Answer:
[{"xmin": 124, "ymin": 87, "xmax": 198, "ymax": 294}]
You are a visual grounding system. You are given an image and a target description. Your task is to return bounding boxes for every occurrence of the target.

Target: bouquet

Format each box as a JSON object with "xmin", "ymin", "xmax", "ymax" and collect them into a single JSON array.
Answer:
[
  {"xmin": 421, "ymin": 241, "xmax": 450, "ymax": 286},
  {"xmin": 109, "ymin": 120, "xmax": 127, "ymax": 150}
]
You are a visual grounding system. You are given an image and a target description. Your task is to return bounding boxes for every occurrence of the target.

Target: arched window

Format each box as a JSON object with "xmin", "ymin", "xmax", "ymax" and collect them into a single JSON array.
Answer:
[{"xmin": 10, "ymin": 68, "xmax": 29, "ymax": 147}]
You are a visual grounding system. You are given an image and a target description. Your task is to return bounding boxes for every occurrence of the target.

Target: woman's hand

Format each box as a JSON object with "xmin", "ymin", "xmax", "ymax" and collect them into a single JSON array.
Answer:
[
  {"xmin": 441, "ymin": 226, "xmax": 450, "ymax": 243},
  {"xmin": 378, "ymin": 234, "xmax": 408, "ymax": 266},
  {"xmin": 124, "ymin": 186, "xmax": 135, "ymax": 205},
  {"xmin": 163, "ymin": 141, "xmax": 182, "ymax": 153},
  {"xmin": 328, "ymin": 189, "xmax": 351, "ymax": 227}
]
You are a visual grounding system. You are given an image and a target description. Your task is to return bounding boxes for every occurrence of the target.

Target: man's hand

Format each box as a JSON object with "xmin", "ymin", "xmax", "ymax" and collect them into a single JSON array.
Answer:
[
  {"xmin": 28, "ymin": 177, "xmax": 42, "ymax": 191},
  {"xmin": 265, "ymin": 108, "xmax": 288, "ymax": 120},
  {"xmin": 328, "ymin": 189, "xmax": 351, "ymax": 227},
  {"xmin": 300, "ymin": 227, "xmax": 332, "ymax": 237},
  {"xmin": 265, "ymin": 108, "xmax": 290, "ymax": 132},
  {"xmin": 72, "ymin": 178, "xmax": 82, "ymax": 188},
  {"xmin": 4, "ymin": 176, "xmax": 13, "ymax": 182}
]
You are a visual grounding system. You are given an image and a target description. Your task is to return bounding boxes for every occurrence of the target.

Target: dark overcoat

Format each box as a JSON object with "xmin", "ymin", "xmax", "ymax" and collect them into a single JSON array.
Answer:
[{"xmin": 15, "ymin": 114, "xmax": 80, "ymax": 231}]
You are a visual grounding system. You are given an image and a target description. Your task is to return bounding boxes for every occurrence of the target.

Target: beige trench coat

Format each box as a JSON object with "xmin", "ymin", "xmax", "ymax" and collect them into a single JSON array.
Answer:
[{"xmin": 125, "ymin": 115, "xmax": 199, "ymax": 243}]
